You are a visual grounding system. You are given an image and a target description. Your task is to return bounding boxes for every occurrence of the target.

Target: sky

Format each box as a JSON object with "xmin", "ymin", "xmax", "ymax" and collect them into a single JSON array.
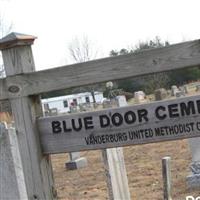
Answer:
[{"xmin": 1, "ymin": 0, "xmax": 200, "ymax": 71}]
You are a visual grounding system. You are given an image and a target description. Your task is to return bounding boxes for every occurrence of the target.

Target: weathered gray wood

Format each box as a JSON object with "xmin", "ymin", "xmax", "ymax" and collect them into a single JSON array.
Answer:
[
  {"xmin": 38, "ymin": 94, "xmax": 200, "ymax": 154},
  {"xmin": 162, "ymin": 157, "xmax": 172, "ymax": 200},
  {"xmin": 1, "ymin": 33, "xmax": 56, "ymax": 200},
  {"xmin": 0, "ymin": 78, "xmax": 8, "ymax": 100},
  {"xmin": 101, "ymin": 149, "xmax": 114, "ymax": 199},
  {"xmin": 102, "ymin": 98, "xmax": 130, "ymax": 200},
  {"xmin": 2, "ymin": 46, "xmax": 35, "ymax": 76},
  {"xmin": 102, "ymin": 148, "xmax": 131, "ymax": 200},
  {"xmin": 1, "ymin": 39, "xmax": 200, "ymax": 100},
  {"xmin": 0, "ymin": 100, "xmax": 12, "ymax": 113},
  {"xmin": 0, "ymin": 123, "xmax": 28, "ymax": 200}
]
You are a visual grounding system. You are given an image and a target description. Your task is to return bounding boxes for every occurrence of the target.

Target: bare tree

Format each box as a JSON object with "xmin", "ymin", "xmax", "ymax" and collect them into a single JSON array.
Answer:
[
  {"xmin": 0, "ymin": 13, "xmax": 12, "ymax": 78},
  {"xmin": 68, "ymin": 36, "xmax": 100, "ymax": 103},
  {"xmin": 69, "ymin": 36, "xmax": 98, "ymax": 63}
]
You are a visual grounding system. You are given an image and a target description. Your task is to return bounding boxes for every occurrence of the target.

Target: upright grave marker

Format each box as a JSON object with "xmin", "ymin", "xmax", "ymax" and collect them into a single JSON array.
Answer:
[
  {"xmin": 187, "ymin": 138, "xmax": 200, "ymax": 188},
  {"xmin": 65, "ymin": 151, "xmax": 88, "ymax": 170},
  {"xmin": 65, "ymin": 105, "xmax": 87, "ymax": 170},
  {"xmin": 0, "ymin": 122, "xmax": 27, "ymax": 200}
]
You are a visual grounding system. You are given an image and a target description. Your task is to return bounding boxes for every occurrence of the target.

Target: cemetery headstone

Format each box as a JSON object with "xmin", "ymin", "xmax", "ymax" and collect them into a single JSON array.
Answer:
[
  {"xmin": 175, "ymin": 91, "xmax": 185, "ymax": 98},
  {"xmin": 49, "ymin": 108, "xmax": 58, "ymax": 116},
  {"xmin": 65, "ymin": 151, "xmax": 88, "ymax": 170},
  {"xmin": 196, "ymin": 84, "xmax": 200, "ymax": 92},
  {"xmin": 103, "ymin": 99, "xmax": 118, "ymax": 109},
  {"xmin": 116, "ymin": 95, "xmax": 127, "ymax": 107},
  {"xmin": 154, "ymin": 88, "xmax": 167, "ymax": 101},
  {"xmin": 134, "ymin": 91, "xmax": 145, "ymax": 103},
  {"xmin": 70, "ymin": 103, "xmax": 78, "ymax": 113},
  {"xmin": 171, "ymin": 85, "xmax": 179, "ymax": 96},
  {"xmin": 0, "ymin": 123, "xmax": 27, "ymax": 200},
  {"xmin": 65, "ymin": 107, "xmax": 88, "ymax": 170},
  {"xmin": 187, "ymin": 138, "xmax": 200, "ymax": 188},
  {"xmin": 183, "ymin": 85, "xmax": 189, "ymax": 94}
]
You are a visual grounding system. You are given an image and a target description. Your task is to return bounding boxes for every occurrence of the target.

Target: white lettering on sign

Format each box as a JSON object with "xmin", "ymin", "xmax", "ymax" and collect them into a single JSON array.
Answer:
[{"xmin": 38, "ymin": 95, "xmax": 200, "ymax": 154}]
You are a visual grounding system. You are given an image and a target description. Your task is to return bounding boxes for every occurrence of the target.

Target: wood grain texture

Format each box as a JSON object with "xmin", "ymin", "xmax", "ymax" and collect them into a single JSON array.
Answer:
[
  {"xmin": 1, "ymin": 39, "xmax": 200, "ymax": 100},
  {"xmin": 101, "ymin": 149, "xmax": 114, "ymax": 200},
  {"xmin": 162, "ymin": 157, "xmax": 172, "ymax": 200},
  {"xmin": 102, "ymin": 148, "xmax": 131, "ymax": 200},
  {"xmin": 0, "ymin": 100, "xmax": 12, "ymax": 113},
  {"xmin": 38, "ymin": 94, "xmax": 200, "ymax": 154},
  {"xmin": 101, "ymin": 101, "xmax": 130, "ymax": 200},
  {"xmin": 1, "ymin": 43, "xmax": 55, "ymax": 200},
  {"xmin": 2, "ymin": 46, "xmax": 35, "ymax": 76},
  {"xmin": 0, "ymin": 78, "xmax": 8, "ymax": 100}
]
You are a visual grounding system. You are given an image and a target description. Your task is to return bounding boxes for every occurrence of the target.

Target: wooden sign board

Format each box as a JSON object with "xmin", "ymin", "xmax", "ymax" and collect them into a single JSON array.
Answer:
[{"xmin": 38, "ymin": 95, "xmax": 200, "ymax": 154}]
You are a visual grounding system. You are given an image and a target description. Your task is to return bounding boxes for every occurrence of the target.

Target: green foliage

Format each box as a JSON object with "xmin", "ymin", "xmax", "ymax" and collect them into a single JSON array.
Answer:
[
  {"xmin": 110, "ymin": 37, "xmax": 171, "ymax": 94},
  {"xmin": 169, "ymin": 67, "xmax": 200, "ymax": 86},
  {"xmin": 110, "ymin": 37, "xmax": 200, "ymax": 94},
  {"xmin": 41, "ymin": 88, "xmax": 71, "ymax": 99},
  {"xmin": 110, "ymin": 36, "xmax": 169, "ymax": 56}
]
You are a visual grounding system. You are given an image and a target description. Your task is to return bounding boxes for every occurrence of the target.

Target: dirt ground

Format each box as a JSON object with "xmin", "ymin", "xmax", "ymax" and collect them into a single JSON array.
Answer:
[
  {"xmin": 2, "ymin": 83, "xmax": 200, "ymax": 200},
  {"xmin": 51, "ymin": 86, "xmax": 200, "ymax": 200},
  {"xmin": 51, "ymin": 139, "xmax": 200, "ymax": 200}
]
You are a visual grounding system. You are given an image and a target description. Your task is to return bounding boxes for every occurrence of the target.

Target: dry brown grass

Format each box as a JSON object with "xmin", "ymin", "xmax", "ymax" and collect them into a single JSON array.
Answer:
[
  {"xmin": 51, "ymin": 86, "xmax": 200, "ymax": 200},
  {"xmin": 51, "ymin": 140, "xmax": 200, "ymax": 200}
]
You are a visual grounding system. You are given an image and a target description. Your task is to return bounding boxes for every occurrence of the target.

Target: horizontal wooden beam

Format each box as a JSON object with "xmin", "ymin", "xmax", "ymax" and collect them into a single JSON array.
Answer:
[
  {"xmin": 2, "ymin": 39, "xmax": 200, "ymax": 100},
  {"xmin": 38, "ymin": 94, "xmax": 200, "ymax": 154}
]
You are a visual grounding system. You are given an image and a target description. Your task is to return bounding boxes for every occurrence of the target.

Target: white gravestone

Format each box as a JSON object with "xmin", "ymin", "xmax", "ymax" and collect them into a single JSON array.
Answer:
[
  {"xmin": 184, "ymin": 85, "xmax": 189, "ymax": 94},
  {"xmin": 171, "ymin": 85, "xmax": 179, "ymax": 96},
  {"xmin": 116, "ymin": 95, "xmax": 127, "ymax": 107},
  {"xmin": 0, "ymin": 123, "xmax": 27, "ymax": 200},
  {"xmin": 134, "ymin": 91, "xmax": 145, "ymax": 103},
  {"xmin": 187, "ymin": 138, "xmax": 200, "ymax": 188}
]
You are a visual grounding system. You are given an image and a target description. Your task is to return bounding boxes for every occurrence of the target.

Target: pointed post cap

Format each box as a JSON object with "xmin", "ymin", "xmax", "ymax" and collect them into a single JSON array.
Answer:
[{"xmin": 0, "ymin": 32, "xmax": 37, "ymax": 50}]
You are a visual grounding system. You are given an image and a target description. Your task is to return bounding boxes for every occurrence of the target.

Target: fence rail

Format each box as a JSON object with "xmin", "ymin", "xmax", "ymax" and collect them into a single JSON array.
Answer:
[
  {"xmin": 1, "ymin": 39, "xmax": 200, "ymax": 100},
  {"xmin": 1, "ymin": 32, "xmax": 200, "ymax": 200}
]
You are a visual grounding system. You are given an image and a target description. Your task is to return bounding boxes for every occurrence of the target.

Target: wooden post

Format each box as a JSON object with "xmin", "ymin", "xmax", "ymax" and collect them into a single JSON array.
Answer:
[
  {"xmin": 102, "ymin": 148, "xmax": 131, "ymax": 200},
  {"xmin": 162, "ymin": 156, "xmax": 172, "ymax": 200},
  {"xmin": 0, "ymin": 122, "xmax": 27, "ymax": 200},
  {"xmin": 102, "ymin": 96, "xmax": 131, "ymax": 200},
  {"xmin": 0, "ymin": 33, "xmax": 56, "ymax": 199}
]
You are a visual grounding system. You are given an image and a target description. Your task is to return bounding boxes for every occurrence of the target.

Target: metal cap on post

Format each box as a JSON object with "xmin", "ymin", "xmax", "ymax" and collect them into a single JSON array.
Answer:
[
  {"xmin": 0, "ymin": 32, "xmax": 37, "ymax": 50},
  {"xmin": 0, "ymin": 32, "xmax": 37, "ymax": 76}
]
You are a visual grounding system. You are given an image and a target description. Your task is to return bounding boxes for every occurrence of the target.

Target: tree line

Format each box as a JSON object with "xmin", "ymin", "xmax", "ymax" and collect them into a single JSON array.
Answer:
[
  {"xmin": 110, "ymin": 37, "xmax": 200, "ymax": 95},
  {"xmin": 42, "ymin": 36, "xmax": 200, "ymax": 99}
]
